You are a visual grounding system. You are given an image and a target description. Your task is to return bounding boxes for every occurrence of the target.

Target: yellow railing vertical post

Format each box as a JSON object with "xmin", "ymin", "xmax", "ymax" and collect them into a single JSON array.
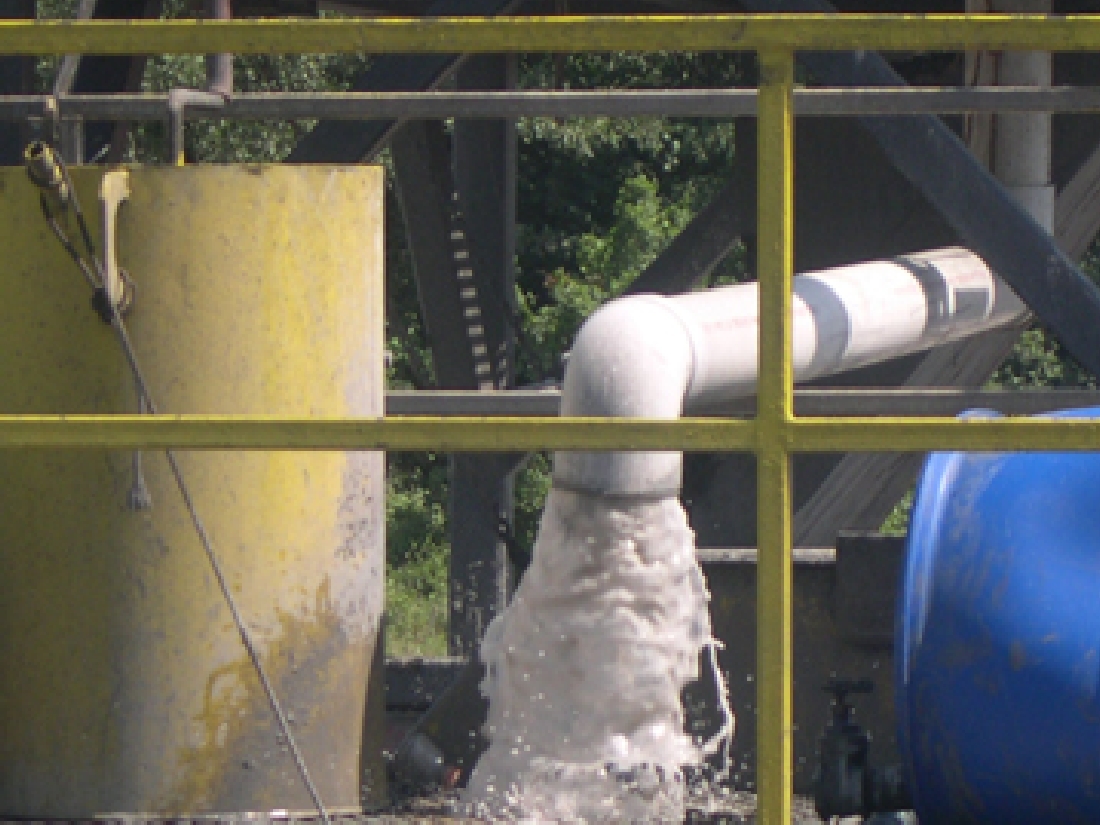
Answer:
[{"xmin": 756, "ymin": 48, "xmax": 796, "ymax": 825}]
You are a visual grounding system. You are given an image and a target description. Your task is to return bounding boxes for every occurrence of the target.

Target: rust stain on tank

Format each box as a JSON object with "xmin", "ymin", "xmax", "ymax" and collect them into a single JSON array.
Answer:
[{"xmin": 163, "ymin": 577, "xmax": 376, "ymax": 812}]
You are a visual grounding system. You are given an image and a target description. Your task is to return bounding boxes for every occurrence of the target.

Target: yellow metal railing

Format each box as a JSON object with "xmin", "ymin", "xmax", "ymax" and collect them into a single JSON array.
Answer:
[{"xmin": 7, "ymin": 14, "xmax": 1100, "ymax": 824}]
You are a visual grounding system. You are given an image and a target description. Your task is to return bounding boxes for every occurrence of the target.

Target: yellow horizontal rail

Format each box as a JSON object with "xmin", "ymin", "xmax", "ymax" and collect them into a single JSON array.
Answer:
[
  {"xmin": 0, "ymin": 415, "xmax": 756, "ymax": 451},
  {"xmin": 7, "ymin": 14, "xmax": 1100, "ymax": 56},
  {"xmin": 790, "ymin": 417, "xmax": 1100, "ymax": 451},
  {"xmin": 2, "ymin": 414, "xmax": 1100, "ymax": 452}
]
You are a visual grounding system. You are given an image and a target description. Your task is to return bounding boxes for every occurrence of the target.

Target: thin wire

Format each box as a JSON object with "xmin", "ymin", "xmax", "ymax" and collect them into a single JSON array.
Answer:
[
  {"xmin": 35, "ymin": 152, "xmax": 333, "ymax": 824},
  {"xmin": 56, "ymin": 152, "xmax": 100, "ymax": 271},
  {"xmin": 40, "ymin": 195, "xmax": 100, "ymax": 291}
]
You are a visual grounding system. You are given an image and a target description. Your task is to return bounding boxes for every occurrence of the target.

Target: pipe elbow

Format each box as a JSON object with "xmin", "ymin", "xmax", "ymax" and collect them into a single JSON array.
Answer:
[
  {"xmin": 553, "ymin": 294, "xmax": 696, "ymax": 498},
  {"xmin": 549, "ymin": 245, "xmax": 1020, "ymax": 500}
]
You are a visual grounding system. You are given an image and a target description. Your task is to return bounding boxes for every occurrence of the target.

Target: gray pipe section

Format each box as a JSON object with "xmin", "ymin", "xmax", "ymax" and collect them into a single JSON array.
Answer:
[
  {"xmin": 993, "ymin": 0, "xmax": 1053, "ymax": 231},
  {"xmin": 553, "ymin": 247, "xmax": 1025, "ymax": 498},
  {"xmin": 205, "ymin": 0, "xmax": 232, "ymax": 98}
]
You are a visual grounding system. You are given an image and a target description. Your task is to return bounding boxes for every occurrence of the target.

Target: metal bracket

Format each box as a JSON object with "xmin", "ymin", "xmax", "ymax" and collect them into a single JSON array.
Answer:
[{"xmin": 166, "ymin": 88, "xmax": 226, "ymax": 166}]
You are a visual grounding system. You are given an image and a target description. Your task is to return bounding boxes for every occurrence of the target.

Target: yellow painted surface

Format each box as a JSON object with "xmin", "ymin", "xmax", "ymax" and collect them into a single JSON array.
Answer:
[
  {"xmin": 0, "ymin": 165, "xmax": 385, "ymax": 816},
  {"xmin": 5, "ymin": 14, "xmax": 1100, "ymax": 56},
  {"xmin": 5, "ymin": 414, "xmax": 1100, "ymax": 452},
  {"xmin": 0, "ymin": 414, "xmax": 758, "ymax": 451},
  {"xmin": 756, "ymin": 50, "xmax": 795, "ymax": 825},
  {"xmin": 788, "ymin": 416, "xmax": 1100, "ymax": 451}
]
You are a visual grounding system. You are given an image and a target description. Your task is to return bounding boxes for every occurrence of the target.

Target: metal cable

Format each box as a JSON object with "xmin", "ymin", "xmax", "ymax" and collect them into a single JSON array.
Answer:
[
  {"xmin": 39, "ymin": 195, "xmax": 100, "ymax": 291},
  {"xmin": 30, "ymin": 148, "xmax": 334, "ymax": 824},
  {"xmin": 55, "ymin": 151, "xmax": 100, "ymax": 274}
]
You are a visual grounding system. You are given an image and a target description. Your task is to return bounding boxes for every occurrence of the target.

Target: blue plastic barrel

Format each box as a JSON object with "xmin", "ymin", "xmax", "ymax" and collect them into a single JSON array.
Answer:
[{"xmin": 898, "ymin": 408, "xmax": 1100, "ymax": 824}]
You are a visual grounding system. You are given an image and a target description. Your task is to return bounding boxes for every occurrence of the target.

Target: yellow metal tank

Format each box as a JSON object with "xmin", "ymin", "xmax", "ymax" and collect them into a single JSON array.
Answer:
[{"xmin": 0, "ymin": 165, "xmax": 386, "ymax": 817}]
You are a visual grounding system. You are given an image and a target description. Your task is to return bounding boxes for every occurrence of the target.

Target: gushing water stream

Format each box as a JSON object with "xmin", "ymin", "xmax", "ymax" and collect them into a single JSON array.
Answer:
[{"xmin": 463, "ymin": 489, "xmax": 733, "ymax": 822}]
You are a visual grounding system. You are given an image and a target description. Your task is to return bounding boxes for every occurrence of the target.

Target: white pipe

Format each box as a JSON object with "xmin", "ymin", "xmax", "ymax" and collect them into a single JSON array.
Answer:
[{"xmin": 553, "ymin": 247, "xmax": 1026, "ymax": 497}]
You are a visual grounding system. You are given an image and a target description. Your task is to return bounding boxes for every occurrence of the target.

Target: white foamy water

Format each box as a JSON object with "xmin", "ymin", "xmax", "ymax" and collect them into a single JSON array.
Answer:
[{"xmin": 463, "ymin": 489, "xmax": 733, "ymax": 823}]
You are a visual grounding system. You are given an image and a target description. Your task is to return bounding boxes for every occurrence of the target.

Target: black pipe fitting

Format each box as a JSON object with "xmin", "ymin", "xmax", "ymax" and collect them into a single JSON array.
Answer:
[
  {"xmin": 813, "ymin": 678, "xmax": 913, "ymax": 820},
  {"xmin": 24, "ymin": 140, "xmax": 69, "ymax": 206}
]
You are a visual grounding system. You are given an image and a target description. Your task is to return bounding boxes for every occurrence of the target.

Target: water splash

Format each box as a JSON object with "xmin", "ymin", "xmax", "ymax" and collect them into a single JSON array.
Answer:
[{"xmin": 463, "ymin": 489, "xmax": 733, "ymax": 822}]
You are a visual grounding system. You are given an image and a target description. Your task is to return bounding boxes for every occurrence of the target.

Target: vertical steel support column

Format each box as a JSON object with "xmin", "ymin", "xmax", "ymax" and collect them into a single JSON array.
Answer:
[
  {"xmin": 756, "ymin": 49, "xmax": 795, "ymax": 825},
  {"xmin": 449, "ymin": 53, "xmax": 517, "ymax": 656}
]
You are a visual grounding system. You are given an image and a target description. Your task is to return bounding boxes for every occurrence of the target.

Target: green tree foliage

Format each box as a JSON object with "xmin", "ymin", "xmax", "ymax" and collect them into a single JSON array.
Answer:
[
  {"xmin": 385, "ymin": 456, "xmax": 450, "ymax": 656},
  {"xmin": 516, "ymin": 172, "xmax": 696, "ymax": 381},
  {"xmin": 513, "ymin": 52, "xmax": 744, "ymax": 384}
]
